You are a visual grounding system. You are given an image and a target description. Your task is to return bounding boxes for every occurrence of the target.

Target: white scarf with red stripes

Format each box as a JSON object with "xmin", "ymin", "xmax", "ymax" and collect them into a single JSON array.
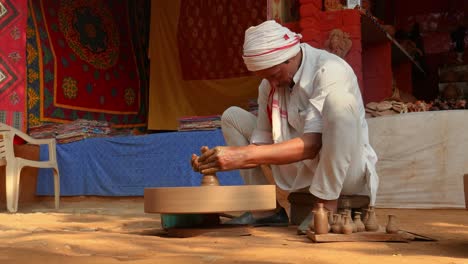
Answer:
[{"xmin": 242, "ymin": 20, "xmax": 302, "ymax": 72}]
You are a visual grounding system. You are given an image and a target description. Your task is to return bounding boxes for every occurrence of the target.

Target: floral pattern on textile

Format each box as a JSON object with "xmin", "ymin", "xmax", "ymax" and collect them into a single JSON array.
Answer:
[
  {"xmin": 58, "ymin": 0, "xmax": 119, "ymax": 69},
  {"xmin": 0, "ymin": 0, "xmax": 26, "ymax": 130},
  {"xmin": 177, "ymin": 0, "xmax": 267, "ymax": 80},
  {"xmin": 26, "ymin": 0, "xmax": 149, "ymax": 128}
]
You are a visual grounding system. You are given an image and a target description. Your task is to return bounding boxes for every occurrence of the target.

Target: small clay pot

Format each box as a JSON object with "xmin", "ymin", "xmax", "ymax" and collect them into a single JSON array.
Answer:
[
  {"xmin": 342, "ymin": 215, "xmax": 353, "ymax": 235},
  {"xmin": 331, "ymin": 214, "xmax": 342, "ymax": 234},
  {"xmin": 386, "ymin": 214, "xmax": 399, "ymax": 234}
]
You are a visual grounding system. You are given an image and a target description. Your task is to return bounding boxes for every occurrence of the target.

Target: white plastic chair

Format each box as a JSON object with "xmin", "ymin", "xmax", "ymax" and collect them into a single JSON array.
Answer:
[{"xmin": 0, "ymin": 123, "xmax": 60, "ymax": 212}]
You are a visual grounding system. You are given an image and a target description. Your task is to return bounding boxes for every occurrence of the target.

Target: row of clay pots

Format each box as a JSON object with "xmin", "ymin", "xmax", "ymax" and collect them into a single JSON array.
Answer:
[{"xmin": 311, "ymin": 204, "xmax": 399, "ymax": 235}]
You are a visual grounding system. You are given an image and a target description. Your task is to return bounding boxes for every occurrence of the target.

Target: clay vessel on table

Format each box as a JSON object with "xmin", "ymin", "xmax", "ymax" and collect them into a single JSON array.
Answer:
[
  {"xmin": 328, "ymin": 210, "xmax": 334, "ymax": 231},
  {"xmin": 386, "ymin": 214, "xmax": 399, "ymax": 234},
  {"xmin": 346, "ymin": 209, "xmax": 356, "ymax": 233},
  {"xmin": 339, "ymin": 211, "xmax": 347, "ymax": 230},
  {"xmin": 362, "ymin": 208, "xmax": 369, "ymax": 224},
  {"xmin": 313, "ymin": 203, "xmax": 329, "ymax": 234},
  {"xmin": 331, "ymin": 214, "xmax": 342, "ymax": 234},
  {"xmin": 365, "ymin": 207, "xmax": 379, "ymax": 232},
  {"xmin": 342, "ymin": 215, "xmax": 353, "ymax": 235},
  {"xmin": 354, "ymin": 212, "xmax": 366, "ymax": 232},
  {"xmin": 199, "ymin": 147, "xmax": 220, "ymax": 186}
]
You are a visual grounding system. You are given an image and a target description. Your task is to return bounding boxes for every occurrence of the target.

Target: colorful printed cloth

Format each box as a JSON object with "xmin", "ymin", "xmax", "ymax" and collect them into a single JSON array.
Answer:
[
  {"xmin": 177, "ymin": 0, "xmax": 266, "ymax": 80},
  {"xmin": 27, "ymin": 0, "xmax": 149, "ymax": 129},
  {"xmin": 0, "ymin": 0, "xmax": 27, "ymax": 130}
]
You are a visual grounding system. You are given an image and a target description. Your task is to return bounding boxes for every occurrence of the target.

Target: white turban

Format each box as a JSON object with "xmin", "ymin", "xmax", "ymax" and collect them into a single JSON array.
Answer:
[{"xmin": 242, "ymin": 20, "xmax": 302, "ymax": 72}]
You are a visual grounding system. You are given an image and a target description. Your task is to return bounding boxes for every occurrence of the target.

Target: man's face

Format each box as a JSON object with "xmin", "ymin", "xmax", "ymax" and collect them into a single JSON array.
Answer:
[{"xmin": 254, "ymin": 62, "xmax": 293, "ymax": 89}]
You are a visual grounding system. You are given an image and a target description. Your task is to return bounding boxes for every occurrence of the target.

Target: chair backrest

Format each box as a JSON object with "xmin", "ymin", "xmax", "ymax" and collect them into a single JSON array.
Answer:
[
  {"xmin": 0, "ymin": 122, "xmax": 58, "ymax": 163},
  {"xmin": 0, "ymin": 125, "xmax": 16, "ymax": 164},
  {"xmin": 0, "ymin": 122, "xmax": 60, "ymax": 212},
  {"xmin": 0, "ymin": 132, "xmax": 6, "ymax": 162},
  {"xmin": 0, "ymin": 123, "xmax": 29, "ymax": 142}
]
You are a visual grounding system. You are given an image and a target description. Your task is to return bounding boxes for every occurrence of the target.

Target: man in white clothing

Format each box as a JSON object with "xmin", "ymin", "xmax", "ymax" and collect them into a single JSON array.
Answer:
[{"xmin": 192, "ymin": 20, "xmax": 379, "ymax": 229}]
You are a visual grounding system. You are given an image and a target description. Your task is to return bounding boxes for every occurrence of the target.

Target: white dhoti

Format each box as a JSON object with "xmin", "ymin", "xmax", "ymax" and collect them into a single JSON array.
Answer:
[{"xmin": 221, "ymin": 90, "xmax": 368, "ymax": 200}]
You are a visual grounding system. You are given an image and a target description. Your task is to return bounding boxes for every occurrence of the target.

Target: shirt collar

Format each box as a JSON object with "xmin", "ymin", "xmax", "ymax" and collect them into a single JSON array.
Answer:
[{"xmin": 292, "ymin": 44, "xmax": 305, "ymax": 85}]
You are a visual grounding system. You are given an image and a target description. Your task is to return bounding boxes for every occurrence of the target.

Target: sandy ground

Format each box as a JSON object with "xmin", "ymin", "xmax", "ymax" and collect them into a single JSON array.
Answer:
[{"xmin": 0, "ymin": 197, "xmax": 466, "ymax": 264}]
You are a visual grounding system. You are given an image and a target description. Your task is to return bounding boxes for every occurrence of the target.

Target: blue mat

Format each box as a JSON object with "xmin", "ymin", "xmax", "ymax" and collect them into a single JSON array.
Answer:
[{"xmin": 37, "ymin": 129, "xmax": 243, "ymax": 196}]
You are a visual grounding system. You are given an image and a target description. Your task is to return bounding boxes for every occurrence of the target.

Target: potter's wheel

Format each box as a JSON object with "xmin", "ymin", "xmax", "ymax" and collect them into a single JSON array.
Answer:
[{"xmin": 144, "ymin": 185, "xmax": 276, "ymax": 214}]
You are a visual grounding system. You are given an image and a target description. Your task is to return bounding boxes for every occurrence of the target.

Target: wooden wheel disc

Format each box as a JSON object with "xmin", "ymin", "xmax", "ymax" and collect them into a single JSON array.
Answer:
[{"xmin": 144, "ymin": 185, "xmax": 276, "ymax": 214}]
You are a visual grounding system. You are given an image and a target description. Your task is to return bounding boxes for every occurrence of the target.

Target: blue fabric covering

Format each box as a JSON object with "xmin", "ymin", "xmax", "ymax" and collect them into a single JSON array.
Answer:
[{"xmin": 37, "ymin": 129, "xmax": 244, "ymax": 196}]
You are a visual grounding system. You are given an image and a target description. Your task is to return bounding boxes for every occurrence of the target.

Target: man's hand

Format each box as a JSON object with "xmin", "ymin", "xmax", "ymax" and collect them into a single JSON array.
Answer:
[
  {"xmin": 190, "ymin": 146, "xmax": 209, "ymax": 172},
  {"xmin": 197, "ymin": 145, "xmax": 255, "ymax": 175},
  {"xmin": 191, "ymin": 133, "xmax": 321, "ymax": 174}
]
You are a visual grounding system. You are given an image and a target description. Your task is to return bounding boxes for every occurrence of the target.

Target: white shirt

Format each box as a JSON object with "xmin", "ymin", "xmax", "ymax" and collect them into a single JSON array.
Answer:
[{"xmin": 251, "ymin": 43, "xmax": 379, "ymax": 204}]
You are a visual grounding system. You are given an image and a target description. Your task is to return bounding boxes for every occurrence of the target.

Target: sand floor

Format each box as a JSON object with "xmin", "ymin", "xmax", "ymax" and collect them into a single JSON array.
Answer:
[{"xmin": 0, "ymin": 197, "xmax": 467, "ymax": 264}]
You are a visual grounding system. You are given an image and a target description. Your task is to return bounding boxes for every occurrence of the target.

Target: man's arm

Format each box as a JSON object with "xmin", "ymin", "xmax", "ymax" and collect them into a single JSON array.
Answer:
[
  {"xmin": 245, "ymin": 132, "xmax": 321, "ymax": 165},
  {"xmin": 198, "ymin": 132, "xmax": 322, "ymax": 174}
]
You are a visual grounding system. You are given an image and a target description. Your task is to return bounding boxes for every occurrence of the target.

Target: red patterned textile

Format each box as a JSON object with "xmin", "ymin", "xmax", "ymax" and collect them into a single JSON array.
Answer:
[
  {"xmin": 39, "ymin": 0, "xmax": 140, "ymax": 114},
  {"xmin": 27, "ymin": 0, "xmax": 149, "ymax": 129},
  {"xmin": 300, "ymin": 9, "xmax": 364, "ymax": 91},
  {"xmin": 299, "ymin": 6, "xmax": 394, "ymax": 103},
  {"xmin": 177, "ymin": 0, "xmax": 266, "ymax": 80},
  {"xmin": 0, "ymin": 0, "xmax": 27, "ymax": 130},
  {"xmin": 362, "ymin": 42, "xmax": 392, "ymax": 103}
]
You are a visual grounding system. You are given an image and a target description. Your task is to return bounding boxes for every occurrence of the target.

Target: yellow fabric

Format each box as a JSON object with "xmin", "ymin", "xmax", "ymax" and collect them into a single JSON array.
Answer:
[{"xmin": 148, "ymin": 0, "xmax": 262, "ymax": 130}]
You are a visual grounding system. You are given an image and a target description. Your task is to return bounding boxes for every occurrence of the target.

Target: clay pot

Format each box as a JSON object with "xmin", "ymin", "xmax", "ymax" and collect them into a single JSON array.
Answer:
[
  {"xmin": 200, "ymin": 174, "xmax": 220, "ymax": 186},
  {"xmin": 331, "ymin": 214, "xmax": 342, "ymax": 234},
  {"xmin": 346, "ymin": 209, "xmax": 357, "ymax": 233},
  {"xmin": 328, "ymin": 210, "xmax": 334, "ymax": 224},
  {"xmin": 340, "ymin": 211, "xmax": 347, "ymax": 230},
  {"xmin": 342, "ymin": 215, "xmax": 353, "ymax": 235},
  {"xmin": 386, "ymin": 214, "xmax": 399, "ymax": 234},
  {"xmin": 313, "ymin": 203, "xmax": 329, "ymax": 234},
  {"xmin": 362, "ymin": 208, "xmax": 369, "ymax": 224},
  {"xmin": 327, "ymin": 210, "xmax": 334, "ymax": 232},
  {"xmin": 354, "ymin": 212, "xmax": 366, "ymax": 232},
  {"xmin": 365, "ymin": 207, "xmax": 379, "ymax": 232}
]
